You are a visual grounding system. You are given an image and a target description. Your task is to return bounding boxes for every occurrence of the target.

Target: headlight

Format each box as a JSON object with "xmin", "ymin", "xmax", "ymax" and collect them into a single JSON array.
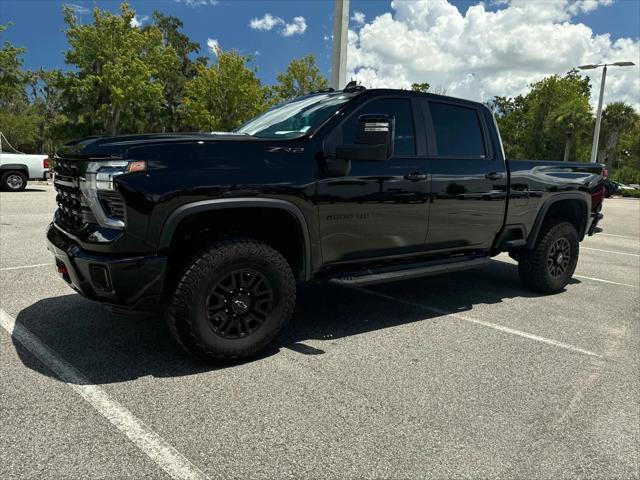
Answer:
[{"xmin": 80, "ymin": 160, "xmax": 146, "ymax": 230}]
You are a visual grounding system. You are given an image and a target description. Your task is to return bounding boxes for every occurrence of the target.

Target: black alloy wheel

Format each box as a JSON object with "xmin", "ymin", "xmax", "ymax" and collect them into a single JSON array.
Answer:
[
  {"xmin": 546, "ymin": 237, "xmax": 571, "ymax": 278},
  {"xmin": 518, "ymin": 219, "xmax": 579, "ymax": 294},
  {"xmin": 206, "ymin": 268, "xmax": 274, "ymax": 339},
  {"xmin": 165, "ymin": 237, "xmax": 296, "ymax": 361}
]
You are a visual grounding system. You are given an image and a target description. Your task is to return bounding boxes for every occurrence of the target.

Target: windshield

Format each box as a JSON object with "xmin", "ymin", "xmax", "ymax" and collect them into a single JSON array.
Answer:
[{"xmin": 236, "ymin": 93, "xmax": 355, "ymax": 139}]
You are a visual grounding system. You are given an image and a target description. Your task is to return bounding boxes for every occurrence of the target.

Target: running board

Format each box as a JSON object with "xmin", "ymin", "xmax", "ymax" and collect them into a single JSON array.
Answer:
[{"xmin": 329, "ymin": 256, "xmax": 490, "ymax": 287}]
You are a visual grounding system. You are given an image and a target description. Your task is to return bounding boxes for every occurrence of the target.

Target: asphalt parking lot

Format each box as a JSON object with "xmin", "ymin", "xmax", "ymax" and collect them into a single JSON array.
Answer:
[{"xmin": 1, "ymin": 184, "xmax": 638, "ymax": 479}]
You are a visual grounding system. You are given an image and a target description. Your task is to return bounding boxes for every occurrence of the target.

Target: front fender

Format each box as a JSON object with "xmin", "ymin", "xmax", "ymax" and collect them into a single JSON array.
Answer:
[{"xmin": 157, "ymin": 197, "xmax": 312, "ymax": 280}]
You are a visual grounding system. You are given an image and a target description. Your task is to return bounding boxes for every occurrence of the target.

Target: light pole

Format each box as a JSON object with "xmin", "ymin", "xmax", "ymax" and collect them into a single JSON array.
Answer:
[
  {"xmin": 578, "ymin": 61, "xmax": 635, "ymax": 163},
  {"xmin": 331, "ymin": 0, "xmax": 349, "ymax": 90}
]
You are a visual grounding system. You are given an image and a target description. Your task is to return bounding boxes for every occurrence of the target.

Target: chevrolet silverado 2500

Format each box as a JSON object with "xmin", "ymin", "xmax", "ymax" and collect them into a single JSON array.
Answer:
[{"xmin": 47, "ymin": 86, "xmax": 605, "ymax": 360}]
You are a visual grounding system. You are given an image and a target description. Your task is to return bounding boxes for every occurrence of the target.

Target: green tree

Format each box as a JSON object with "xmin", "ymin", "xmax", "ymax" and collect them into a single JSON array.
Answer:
[
  {"xmin": 28, "ymin": 69, "xmax": 67, "ymax": 153},
  {"xmin": 523, "ymin": 70, "xmax": 593, "ymax": 161},
  {"xmin": 489, "ymin": 70, "xmax": 594, "ymax": 161},
  {"xmin": 545, "ymin": 96, "xmax": 592, "ymax": 161},
  {"xmin": 488, "ymin": 95, "xmax": 527, "ymax": 159},
  {"xmin": 0, "ymin": 23, "xmax": 42, "ymax": 152},
  {"xmin": 410, "ymin": 82, "xmax": 431, "ymax": 93},
  {"xmin": 145, "ymin": 12, "xmax": 204, "ymax": 132},
  {"xmin": 181, "ymin": 49, "xmax": 269, "ymax": 131},
  {"xmin": 60, "ymin": 3, "xmax": 179, "ymax": 137},
  {"xmin": 598, "ymin": 102, "xmax": 639, "ymax": 168},
  {"xmin": 273, "ymin": 55, "xmax": 328, "ymax": 102}
]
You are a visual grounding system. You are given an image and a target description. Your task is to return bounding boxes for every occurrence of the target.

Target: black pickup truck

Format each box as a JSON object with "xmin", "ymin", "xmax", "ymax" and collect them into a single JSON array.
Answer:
[{"xmin": 47, "ymin": 85, "xmax": 605, "ymax": 360}]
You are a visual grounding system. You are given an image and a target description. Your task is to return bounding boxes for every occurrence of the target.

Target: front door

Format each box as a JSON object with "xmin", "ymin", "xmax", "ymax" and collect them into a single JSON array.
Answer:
[{"xmin": 317, "ymin": 97, "xmax": 430, "ymax": 265}]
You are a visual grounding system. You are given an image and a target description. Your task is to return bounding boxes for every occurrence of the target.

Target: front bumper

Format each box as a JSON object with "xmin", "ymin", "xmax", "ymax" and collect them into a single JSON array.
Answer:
[{"xmin": 46, "ymin": 223, "xmax": 167, "ymax": 311}]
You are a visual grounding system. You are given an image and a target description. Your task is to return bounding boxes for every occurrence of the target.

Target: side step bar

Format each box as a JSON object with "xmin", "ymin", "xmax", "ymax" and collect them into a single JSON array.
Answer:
[{"xmin": 329, "ymin": 256, "xmax": 490, "ymax": 287}]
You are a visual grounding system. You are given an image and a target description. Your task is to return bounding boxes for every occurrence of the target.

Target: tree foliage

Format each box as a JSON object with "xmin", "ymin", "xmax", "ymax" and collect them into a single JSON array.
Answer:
[
  {"xmin": 145, "ymin": 12, "xmax": 205, "ymax": 132},
  {"xmin": 0, "ymin": 23, "xmax": 40, "ymax": 151},
  {"xmin": 410, "ymin": 82, "xmax": 431, "ymax": 93},
  {"xmin": 60, "ymin": 3, "xmax": 178, "ymax": 136},
  {"xmin": 181, "ymin": 50, "xmax": 269, "ymax": 131},
  {"xmin": 599, "ymin": 102, "xmax": 639, "ymax": 168},
  {"xmin": 489, "ymin": 71, "xmax": 594, "ymax": 161},
  {"xmin": 273, "ymin": 54, "xmax": 328, "ymax": 102}
]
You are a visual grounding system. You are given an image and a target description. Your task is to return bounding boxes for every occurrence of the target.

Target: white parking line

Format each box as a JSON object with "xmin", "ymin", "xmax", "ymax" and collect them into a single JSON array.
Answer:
[
  {"xmin": 573, "ymin": 274, "xmax": 638, "ymax": 288},
  {"xmin": 597, "ymin": 233, "xmax": 640, "ymax": 240},
  {"xmin": 353, "ymin": 288, "xmax": 603, "ymax": 359},
  {"xmin": 582, "ymin": 247, "xmax": 639, "ymax": 257},
  {"xmin": 0, "ymin": 263, "xmax": 53, "ymax": 272},
  {"xmin": 0, "ymin": 308, "xmax": 209, "ymax": 480}
]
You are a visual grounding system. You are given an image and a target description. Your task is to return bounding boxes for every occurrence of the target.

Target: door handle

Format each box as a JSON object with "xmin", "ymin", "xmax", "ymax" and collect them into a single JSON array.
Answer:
[
  {"xmin": 485, "ymin": 172, "xmax": 504, "ymax": 181},
  {"xmin": 405, "ymin": 172, "xmax": 427, "ymax": 181}
]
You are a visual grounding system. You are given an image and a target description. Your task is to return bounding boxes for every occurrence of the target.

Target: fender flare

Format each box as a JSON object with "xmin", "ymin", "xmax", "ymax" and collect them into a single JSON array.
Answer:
[
  {"xmin": 526, "ymin": 192, "xmax": 590, "ymax": 248},
  {"xmin": 0, "ymin": 164, "xmax": 29, "ymax": 177},
  {"xmin": 158, "ymin": 198, "xmax": 312, "ymax": 280}
]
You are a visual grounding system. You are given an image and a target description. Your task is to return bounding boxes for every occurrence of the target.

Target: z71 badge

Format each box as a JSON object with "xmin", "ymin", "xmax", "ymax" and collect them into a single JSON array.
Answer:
[{"xmin": 266, "ymin": 146, "xmax": 305, "ymax": 154}]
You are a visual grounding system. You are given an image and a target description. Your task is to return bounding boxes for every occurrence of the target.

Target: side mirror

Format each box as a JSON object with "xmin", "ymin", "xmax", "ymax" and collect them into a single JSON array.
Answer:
[{"xmin": 336, "ymin": 114, "xmax": 395, "ymax": 162}]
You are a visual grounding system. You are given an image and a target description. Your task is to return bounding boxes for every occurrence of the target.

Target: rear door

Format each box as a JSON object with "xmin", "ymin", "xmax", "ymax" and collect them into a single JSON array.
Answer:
[
  {"xmin": 421, "ymin": 99, "xmax": 507, "ymax": 252},
  {"xmin": 317, "ymin": 97, "xmax": 430, "ymax": 264}
]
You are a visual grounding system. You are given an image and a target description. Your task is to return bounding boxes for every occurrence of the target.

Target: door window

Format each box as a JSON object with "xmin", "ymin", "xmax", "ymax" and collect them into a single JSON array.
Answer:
[
  {"xmin": 342, "ymin": 98, "xmax": 416, "ymax": 156},
  {"xmin": 429, "ymin": 102, "xmax": 485, "ymax": 157}
]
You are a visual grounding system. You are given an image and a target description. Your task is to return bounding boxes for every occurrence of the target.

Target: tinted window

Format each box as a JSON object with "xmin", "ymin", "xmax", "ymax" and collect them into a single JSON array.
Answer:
[
  {"xmin": 343, "ymin": 98, "xmax": 416, "ymax": 156},
  {"xmin": 429, "ymin": 102, "xmax": 485, "ymax": 157}
]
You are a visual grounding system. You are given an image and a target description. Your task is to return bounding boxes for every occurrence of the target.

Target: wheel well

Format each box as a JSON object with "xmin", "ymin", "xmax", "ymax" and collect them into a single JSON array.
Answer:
[
  {"xmin": 164, "ymin": 207, "xmax": 307, "ymax": 291},
  {"xmin": 0, "ymin": 165, "xmax": 29, "ymax": 177},
  {"xmin": 530, "ymin": 198, "xmax": 587, "ymax": 247}
]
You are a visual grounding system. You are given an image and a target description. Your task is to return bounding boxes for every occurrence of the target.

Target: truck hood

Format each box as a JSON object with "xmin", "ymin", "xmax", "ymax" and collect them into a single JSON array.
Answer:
[{"xmin": 57, "ymin": 132, "xmax": 257, "ymax": 158}]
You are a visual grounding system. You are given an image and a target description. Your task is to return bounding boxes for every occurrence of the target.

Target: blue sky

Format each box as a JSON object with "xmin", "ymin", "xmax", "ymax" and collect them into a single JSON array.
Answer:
[{"xmin": 2, "ymin": 0, "xmax": 639, "ymax": 106}]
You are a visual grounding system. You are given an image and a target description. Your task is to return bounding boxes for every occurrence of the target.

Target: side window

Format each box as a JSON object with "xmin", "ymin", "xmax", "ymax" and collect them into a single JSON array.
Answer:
[
  {"xmin": 429, "ymin": 102, "xmax": 485, "ymax": 157},
  {"xmin": 342, "ymin": 98, "xmax": 416, "ymax": 156}
]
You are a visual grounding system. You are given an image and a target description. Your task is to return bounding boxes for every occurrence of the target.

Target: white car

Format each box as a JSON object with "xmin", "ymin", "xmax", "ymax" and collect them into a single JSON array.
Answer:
[{"xmin": 0, "ymin": 151, "xmax": 49, "ymax": 191}]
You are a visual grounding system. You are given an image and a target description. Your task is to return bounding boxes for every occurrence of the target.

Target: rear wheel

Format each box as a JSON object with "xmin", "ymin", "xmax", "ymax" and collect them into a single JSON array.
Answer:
[
  {"xmin": 1, "ymin": 171, "xmax": 27, "ymax": 191},
  {"xmin": 518, "ymin": 219, "xmax": 579, "ymax": 293},
  {"xmin": 166, "ymin": 238, "xmax": 296, "ymax": 361}
]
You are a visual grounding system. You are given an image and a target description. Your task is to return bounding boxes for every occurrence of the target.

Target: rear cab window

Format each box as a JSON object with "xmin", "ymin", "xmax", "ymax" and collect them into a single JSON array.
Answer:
[{"xmin": 428, "ymin": 102, "xmax": 486, "ymax": 158}]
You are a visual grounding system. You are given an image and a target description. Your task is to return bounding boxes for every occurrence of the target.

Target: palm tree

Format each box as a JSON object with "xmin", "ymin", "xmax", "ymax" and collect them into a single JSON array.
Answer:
[
  {"xmin": 599, "ymin": 102, "xmax": 639, "ymax": 168},
  {"xmin": 545, "ymin": 98, "xmax": 592, "ymax": 161}
]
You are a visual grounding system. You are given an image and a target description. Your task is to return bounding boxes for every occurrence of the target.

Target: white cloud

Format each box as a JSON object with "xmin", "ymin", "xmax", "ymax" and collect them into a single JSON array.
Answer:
[
  {"xmin": 250, "ymin": 13, "xmax": 307, "ymax": 37},
  {"xmin": 281, "ymin": 16, "xmax": 307, "ymax": 37},
  {"xmin": 347, "ymin": 0, "xmax": 640, "ymax": 110},
  {"xmin": 175, "ymin": 0, "xmax": 218, "ymax": 6},
  {"xmin": 130, "ymin": 15, "xmax": 149, "ymax": 28},
  {"xmin": 351, "ymin": 11, "xmax": 366, "ymax": 25},
  {"xmin": 207, "ymin": 38, "xmax": 220, "ymax": 55},
  {"xmin": 250, "ymin": 13, "xmax": 284, "ymax": 31}
]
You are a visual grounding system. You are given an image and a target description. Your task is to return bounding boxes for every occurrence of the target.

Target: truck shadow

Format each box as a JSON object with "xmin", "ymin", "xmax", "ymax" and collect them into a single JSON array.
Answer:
[{"xmin": 12, "ymin": 259, "xmax": 579, "ymax": 385}]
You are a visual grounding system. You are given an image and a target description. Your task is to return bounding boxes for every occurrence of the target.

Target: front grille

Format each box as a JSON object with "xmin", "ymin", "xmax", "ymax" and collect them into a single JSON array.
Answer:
[
  {"xmin": 55, "ymin": 181, "xmax": 84, "ymax": 227},
  {"xmin": 53, "ymin": 157, "xmax": 96, "ymax": 229}
]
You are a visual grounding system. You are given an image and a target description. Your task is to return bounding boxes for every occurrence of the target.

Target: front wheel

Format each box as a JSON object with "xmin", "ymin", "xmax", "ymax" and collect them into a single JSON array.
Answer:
[
  {"xmin": 166, "ymin": 238, "xmax": 296, "ymax": 362},
  {"xmin": 518, "ymin": 219, "xmax": 579, "ymax": 293},
  {"xmin": 1, "ymin": 171, "xmax": 27, "ymax": 191}
]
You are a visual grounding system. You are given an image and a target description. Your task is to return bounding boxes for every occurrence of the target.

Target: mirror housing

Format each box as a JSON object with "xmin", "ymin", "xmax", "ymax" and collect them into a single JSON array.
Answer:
[{"xmin": 336, "ymin": 114, "xmax": 394, "ymax": 162}]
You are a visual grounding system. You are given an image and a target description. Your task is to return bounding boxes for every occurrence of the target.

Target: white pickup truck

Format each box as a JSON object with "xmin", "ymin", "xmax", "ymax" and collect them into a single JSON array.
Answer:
[{"xmin": 0, "ymin": 151, "xmax": 49, "ymax": 191}]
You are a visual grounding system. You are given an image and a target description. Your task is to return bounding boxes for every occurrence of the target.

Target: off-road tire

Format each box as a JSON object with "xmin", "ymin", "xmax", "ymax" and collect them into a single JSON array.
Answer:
[
  {"xmin": 518, "ymin": 219, "xmax": 579, "ymax": 293},
  {"xmin": 1, "ymin": 171, "xmax": 27, "ymax": 191},
  {"xmin": 166, "ymin": 238, "xmax": 296, "ymax": 361}
]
